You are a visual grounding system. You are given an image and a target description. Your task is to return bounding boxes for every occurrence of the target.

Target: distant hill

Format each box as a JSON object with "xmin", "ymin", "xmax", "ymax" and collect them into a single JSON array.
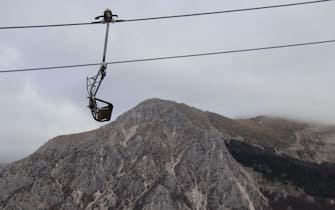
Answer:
[{"xmin": 1, "ymin": 98, "xmax": 334, "ymax": 210}]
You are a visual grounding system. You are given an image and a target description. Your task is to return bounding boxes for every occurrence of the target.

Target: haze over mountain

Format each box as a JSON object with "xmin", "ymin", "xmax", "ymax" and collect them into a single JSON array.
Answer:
[
  {"xmin": 2, "ymin": 0, "xmax": 335, "ymax": 166},
  {"xmin": 1, "ymin": 98, "xmax": 334, "ymax": 210}
]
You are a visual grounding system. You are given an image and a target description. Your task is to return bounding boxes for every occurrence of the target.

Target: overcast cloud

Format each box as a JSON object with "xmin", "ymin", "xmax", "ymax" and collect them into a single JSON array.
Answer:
[{"xmin": 1, "ymin": 0, "xmax": 335, "ymax": 163}]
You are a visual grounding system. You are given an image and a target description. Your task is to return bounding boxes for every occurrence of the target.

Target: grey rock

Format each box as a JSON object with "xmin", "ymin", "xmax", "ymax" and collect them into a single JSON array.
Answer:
[
  {"xmin": 0, "ymin": 98, "xmax": 268, "ymax": 210},
  {"xmin": 222, "ymin": 116, "xmax": 335, "ymax": 210},
  {"xmin": 226, "ymin": 115, "xmax": 335, "ymax": 163}
]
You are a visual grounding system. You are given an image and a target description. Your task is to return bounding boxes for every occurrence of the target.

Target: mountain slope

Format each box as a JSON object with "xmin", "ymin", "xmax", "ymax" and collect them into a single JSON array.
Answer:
[
  {"xmin": 1, "ymin": 98, "xmax": 335, "ymax": 210},
  {"xmin": 0, "ymin": 99, "xmax": 268, "ymax": 210}
]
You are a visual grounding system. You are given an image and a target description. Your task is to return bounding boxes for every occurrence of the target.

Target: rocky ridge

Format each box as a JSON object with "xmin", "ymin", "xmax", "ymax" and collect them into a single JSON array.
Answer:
[
  {"xmin": 0, "ymin": 99, "xmax": 268, "ymax": 210},
  {"xmin": 1, "ymin": 98, "xmax": 335, "ymax": 210}
]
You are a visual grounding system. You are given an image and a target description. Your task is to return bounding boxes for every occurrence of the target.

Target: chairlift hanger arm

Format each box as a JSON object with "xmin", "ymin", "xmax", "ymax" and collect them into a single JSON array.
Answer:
[{"xmin": 86, "ymin": 9, "xmax": 117, "ymax": 122}]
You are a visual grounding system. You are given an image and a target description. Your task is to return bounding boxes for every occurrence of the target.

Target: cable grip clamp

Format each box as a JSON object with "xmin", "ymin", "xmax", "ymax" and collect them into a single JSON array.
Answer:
[{"xmin": 95, "ymin": 9, "xmax": 119, "ymax": 23}]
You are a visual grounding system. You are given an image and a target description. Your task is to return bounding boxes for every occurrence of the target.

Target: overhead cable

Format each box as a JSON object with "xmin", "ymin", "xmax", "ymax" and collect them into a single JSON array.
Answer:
[
  {"xmin": 1, "ymin": 39, "xmax": 335, "ymax": 74},
  {"xmin": 0, "ymin": 0, "xmax": 334, "ymax": 30},
  {"xmin": 0, "ymin": 22, "xmax": 102, "ymax": 30},
  {"xmin": 119, "ymin": 0, "xmax": 335, "ymax": 22}
]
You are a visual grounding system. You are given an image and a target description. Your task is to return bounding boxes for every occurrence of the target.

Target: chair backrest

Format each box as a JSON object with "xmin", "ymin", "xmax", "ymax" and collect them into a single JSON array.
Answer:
[{"xmin": 96, "ymin": 105, "xmax": 113, "ymax": 121}]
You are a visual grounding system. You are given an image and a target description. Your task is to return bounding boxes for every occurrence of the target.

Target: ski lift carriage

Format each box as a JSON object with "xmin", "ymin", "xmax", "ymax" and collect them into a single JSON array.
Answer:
[{"xmin": 86, "ymin": 9, "xmax": 118, "ymax": 122}]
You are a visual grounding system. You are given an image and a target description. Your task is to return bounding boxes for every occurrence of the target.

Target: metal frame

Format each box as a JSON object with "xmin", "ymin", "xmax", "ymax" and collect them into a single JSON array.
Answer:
[{"xmin": 86, "ymin": 9, "xmax": 117, "ymax": 122}]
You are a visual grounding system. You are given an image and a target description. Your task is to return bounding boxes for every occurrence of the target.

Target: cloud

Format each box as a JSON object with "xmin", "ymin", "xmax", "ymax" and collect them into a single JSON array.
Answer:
[
  {"xmin": 1, "ymin": 0, "xmax": 335, "ymax": 162},
  {"xmin": 0, "ymin": 46, "xmax": 22, "ymax": 68},
  {"xmin": 0, "ymin": 80, "xmax": 98, "ymax": 162}
]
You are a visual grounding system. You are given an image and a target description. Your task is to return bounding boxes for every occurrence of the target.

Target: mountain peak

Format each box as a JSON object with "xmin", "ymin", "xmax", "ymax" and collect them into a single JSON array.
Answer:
[
  {"xmin": 0, "ymin": 98, "xmax": 269, "ymax": 210},
  {"xmin": 135, "ymin": 98, "xmax": 177, "ymax": 107},
  {"xmin": 116, "ymin": 98, "xmax": 212, "ymax": 131},
  {"xmin": 2, "ymin": 98, "xmax": 335, "ymax": 210}
]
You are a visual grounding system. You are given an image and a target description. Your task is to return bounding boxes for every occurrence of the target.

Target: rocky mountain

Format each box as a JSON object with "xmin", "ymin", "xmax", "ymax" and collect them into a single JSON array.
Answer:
[
  {"xmin": 206, "ymin": 114, "xmax": 335, "ymax": 210},
  {"xmin": 1, "ymin": 98, "xmax": 335, "ymax": 210}
]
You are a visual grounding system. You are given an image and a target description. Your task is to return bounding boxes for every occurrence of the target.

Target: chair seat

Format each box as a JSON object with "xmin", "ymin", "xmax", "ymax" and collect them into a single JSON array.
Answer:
[{"xmin": 97, "ymin": 105, "xmax": 113, "ymax": 121}]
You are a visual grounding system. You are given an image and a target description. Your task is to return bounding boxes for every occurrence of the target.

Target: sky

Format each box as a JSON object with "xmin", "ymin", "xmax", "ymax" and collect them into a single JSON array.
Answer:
[{"xmin": 1, "ymin": 0, "xmax": 335, "ymax": 163}]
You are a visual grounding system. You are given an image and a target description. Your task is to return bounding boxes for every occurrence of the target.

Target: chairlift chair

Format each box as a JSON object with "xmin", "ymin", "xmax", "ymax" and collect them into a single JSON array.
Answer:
[
  {"xmin": 86, "ymin": 9, "xmax": 118, "ymax": 122},
  {"xmin": 89, "ymin": 97, "xmax": 113, "ymax": 122}
]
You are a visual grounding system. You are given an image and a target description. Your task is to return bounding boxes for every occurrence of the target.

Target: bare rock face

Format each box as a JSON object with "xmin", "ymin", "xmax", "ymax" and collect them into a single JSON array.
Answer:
[
  {"xmin": 221, "ymin": 116, "xmax": 335, "ymax": 210},
  {"xmin": 235, "ymin": 116, "xmax": 335, "ymax": 163},
  {"xmin": 0, "ymin": 99, "xmax": 268, "ymax": 210},
  {"xmin": 2, "ymin": 98, "xmax": 335, "ymax": 210}
]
